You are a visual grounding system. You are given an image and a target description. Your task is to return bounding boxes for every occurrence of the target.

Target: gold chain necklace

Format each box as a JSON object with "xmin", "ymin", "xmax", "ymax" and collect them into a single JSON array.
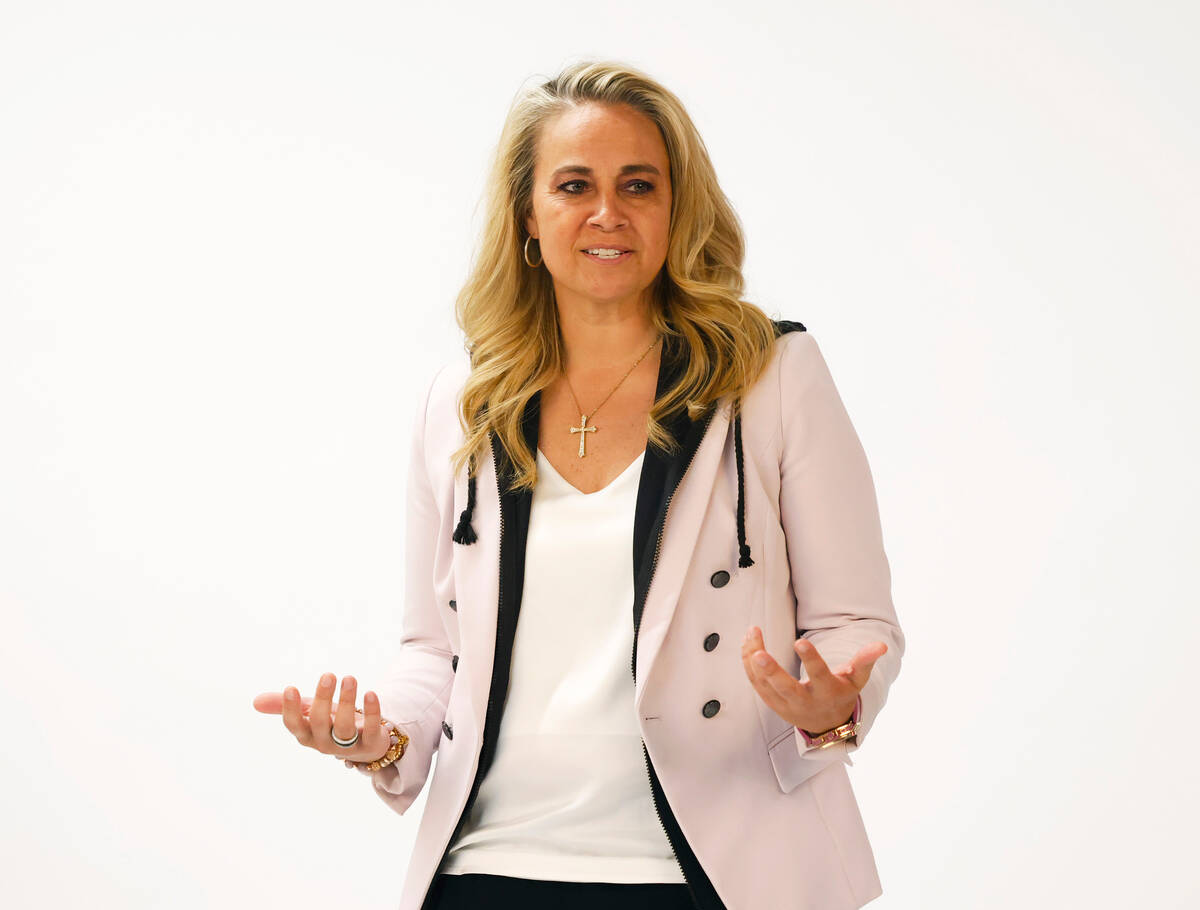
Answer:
[{"xmin": 563, "ymin": 333, "xmax": 661, "ymax": 457}]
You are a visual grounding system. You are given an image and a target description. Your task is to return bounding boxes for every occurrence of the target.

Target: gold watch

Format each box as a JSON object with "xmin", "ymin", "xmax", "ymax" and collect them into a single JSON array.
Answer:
[{"xmin": 798, "ymin": 694, "xmax": 862, "ymax": 750}]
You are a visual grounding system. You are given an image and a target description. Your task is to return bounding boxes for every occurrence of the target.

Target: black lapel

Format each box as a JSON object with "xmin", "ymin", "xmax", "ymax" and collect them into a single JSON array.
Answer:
[
  {"xmin": 631, "ymin": 334, "xmax": 714, "ymax": 667},
  {"xmin": 478, "ymin": 388, "xmax": 540, "ymax": 784}
]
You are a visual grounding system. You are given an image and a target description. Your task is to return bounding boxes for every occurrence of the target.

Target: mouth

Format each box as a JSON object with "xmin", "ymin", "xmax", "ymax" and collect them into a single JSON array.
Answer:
[{"xmin": 580, "ymin": 247, "xmax": 633, "ymax": 261}]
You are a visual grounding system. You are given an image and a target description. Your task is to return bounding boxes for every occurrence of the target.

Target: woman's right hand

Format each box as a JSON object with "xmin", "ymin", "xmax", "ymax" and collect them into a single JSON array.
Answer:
[{"xmin": 252, "ymin": 673, "xmax": 393, "ymax": 765}]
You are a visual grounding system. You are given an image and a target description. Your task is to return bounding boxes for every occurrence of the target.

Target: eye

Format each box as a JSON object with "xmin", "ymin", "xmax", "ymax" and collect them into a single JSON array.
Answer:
[{"xmin": 555, "ymin": 179, "xmax": 656, "ymax": 195}]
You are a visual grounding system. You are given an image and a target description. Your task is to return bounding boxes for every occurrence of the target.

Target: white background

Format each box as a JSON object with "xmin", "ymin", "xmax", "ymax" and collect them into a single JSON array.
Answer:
[{"xmin": 2, "ymin": 1, "xmax": 1197, "ymax": 907}]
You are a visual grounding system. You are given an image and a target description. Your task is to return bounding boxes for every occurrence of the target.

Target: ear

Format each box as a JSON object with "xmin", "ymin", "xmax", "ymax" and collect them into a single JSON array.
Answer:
[{"xmin": 524, "ymin": 208, "xmax": 538, "ymax": 240}]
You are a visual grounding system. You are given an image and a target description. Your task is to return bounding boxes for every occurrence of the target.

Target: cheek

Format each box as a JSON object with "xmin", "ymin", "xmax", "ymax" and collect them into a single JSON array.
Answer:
[
  {"xmin": 647, "ymin": 222, "xmax": 671, "ymax": 262},
  {"xmin": 649, "ymin": 208, "xmax": 671, "ymax": 249},
  {"xmin": 546, "ymin": 216, "xmax": 583, "ymax": 253}
]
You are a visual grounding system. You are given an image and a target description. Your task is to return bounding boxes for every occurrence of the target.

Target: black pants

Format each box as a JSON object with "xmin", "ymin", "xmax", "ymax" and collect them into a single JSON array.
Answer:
[{"xmin": 427, "ymin": 872, "xmax": 695, "ymax": 909}]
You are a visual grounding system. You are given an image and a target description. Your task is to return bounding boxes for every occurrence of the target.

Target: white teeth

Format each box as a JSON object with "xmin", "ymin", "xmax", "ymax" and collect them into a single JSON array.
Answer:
[{"xmin": 584, "ymin": 248, "xmax": 626, "ymax": 258}]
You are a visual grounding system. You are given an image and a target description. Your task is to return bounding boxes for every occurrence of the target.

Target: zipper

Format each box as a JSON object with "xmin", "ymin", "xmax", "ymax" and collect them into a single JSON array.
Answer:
[
  {"xmin": 631, "ymin": 406, "xmax": 715, "ymax": 907},
  {"xmin": 419, "ymin": 434, "xmax": 507, "ymax": 910},
  {"xmin": 641, "ymin": 740, "xmax": 686, "ymax": 894}
]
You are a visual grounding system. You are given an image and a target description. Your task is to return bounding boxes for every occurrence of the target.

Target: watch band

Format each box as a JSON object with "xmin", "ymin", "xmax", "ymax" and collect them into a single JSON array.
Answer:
[{"xmin": 798, "ymin": 694, "xmax": 862, "ymax": 749}]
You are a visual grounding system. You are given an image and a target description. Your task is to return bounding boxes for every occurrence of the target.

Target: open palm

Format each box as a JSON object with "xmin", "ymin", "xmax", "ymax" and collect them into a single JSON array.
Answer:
[
  {"xmin": 252, "ymin": 673, "xmax": 391, "ymax": 764},
  {"xmin": 741, "ymin": 626, "xmax": 886, "ymax": 735}
]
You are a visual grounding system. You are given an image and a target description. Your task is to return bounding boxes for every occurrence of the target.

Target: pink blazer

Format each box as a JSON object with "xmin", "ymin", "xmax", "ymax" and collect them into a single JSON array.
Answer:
[{"xmin": 356, "ymin": 325, "xmax": 905, "ymax": 910}]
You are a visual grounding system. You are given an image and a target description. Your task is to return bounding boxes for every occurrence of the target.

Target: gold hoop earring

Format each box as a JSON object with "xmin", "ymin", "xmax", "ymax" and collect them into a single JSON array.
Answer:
[{"xmin": 524, "ymin": 235, "xmax": 543, "ymax": 268}]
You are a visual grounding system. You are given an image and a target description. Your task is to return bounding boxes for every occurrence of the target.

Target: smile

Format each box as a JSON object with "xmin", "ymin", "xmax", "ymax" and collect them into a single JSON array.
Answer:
[{"xmin": 581, "ymin": 248, "xmax": 633, "ymax": 262}]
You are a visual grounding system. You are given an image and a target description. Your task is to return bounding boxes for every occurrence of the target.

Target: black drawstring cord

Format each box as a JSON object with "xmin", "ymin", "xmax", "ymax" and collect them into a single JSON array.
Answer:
[
  {"xmin": 452, "ymin": 413, "xmax": 755, "ymax": 566},
  {"xmin": 734, "ymin": 408, "xmax": 754, "ymax": 568},
  {"xmin": 452, "ymin": 452, "xmax": 478, "ymax": 545}
]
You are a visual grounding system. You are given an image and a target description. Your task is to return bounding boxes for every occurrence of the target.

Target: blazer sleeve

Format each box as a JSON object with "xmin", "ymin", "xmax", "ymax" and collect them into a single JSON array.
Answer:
[
  {"xmin": 352, "ymin": 363, "xmax": 456, "ymax": 814},
  {"xmin": 777, "ymin": 331, "xmax": 905, "ymax": 761}
]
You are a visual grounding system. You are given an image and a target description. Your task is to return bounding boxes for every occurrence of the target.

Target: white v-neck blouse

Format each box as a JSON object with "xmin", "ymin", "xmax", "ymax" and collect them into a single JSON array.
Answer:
[{"xmin": 439, "ymin": 445, "xmax": 685, "ymax": 883}]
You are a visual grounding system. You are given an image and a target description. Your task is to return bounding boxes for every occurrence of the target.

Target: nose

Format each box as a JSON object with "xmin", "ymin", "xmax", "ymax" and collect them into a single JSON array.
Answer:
[{"xmin": 587, "ymin": 186, "xmax": 629, "ymax": 231}]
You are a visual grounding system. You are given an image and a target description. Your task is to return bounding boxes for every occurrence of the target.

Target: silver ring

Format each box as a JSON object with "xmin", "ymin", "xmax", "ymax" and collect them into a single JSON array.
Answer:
[{"xmin": 331, "ymin": 724, "xmax": 360, "ymax": 748}]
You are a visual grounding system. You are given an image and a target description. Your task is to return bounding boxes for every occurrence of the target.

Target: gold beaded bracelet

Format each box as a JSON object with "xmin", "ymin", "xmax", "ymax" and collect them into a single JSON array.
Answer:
[{"xmin": 341, "ymin": 712, "xmax": 409, "ymax": 772}]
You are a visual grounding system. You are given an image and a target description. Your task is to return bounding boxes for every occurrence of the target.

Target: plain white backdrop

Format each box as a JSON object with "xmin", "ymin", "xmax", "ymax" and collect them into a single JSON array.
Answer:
[{"xmin": 2, "ymin": 1, "xmax": 1196, "ymax": 907}]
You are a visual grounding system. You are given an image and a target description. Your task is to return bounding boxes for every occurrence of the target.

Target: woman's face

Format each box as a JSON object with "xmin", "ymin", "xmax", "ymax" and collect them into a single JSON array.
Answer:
[{"xmin": 525, "ymin": 102, "xmax": 672, "ymax": 315}]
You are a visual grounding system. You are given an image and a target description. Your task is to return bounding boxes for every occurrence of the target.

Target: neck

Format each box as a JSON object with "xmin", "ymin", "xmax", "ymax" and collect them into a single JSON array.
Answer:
[{"xmin": 556, "ymin": 296, "xmax": 658, "ymax": 375}]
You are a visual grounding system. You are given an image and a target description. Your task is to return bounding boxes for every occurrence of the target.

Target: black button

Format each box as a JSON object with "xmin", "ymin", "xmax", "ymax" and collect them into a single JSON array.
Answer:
[
  {"xmin": 442, "ymin": 721, "xmax": 453, "ymax": 740},
  {"xmin": 451, "ymin": 654, "xmax": 458, "ymax": 672},
  {"xmin": 703, "ymin": 633, "xmax": 720, "ymax": 651},
  {"xmin": 710, "ymin": 570, "xmax": 730, "ymax": 588},
  {"xmin": 449, "ymin": 599, "xmax": 457, "ymax": 611},
  {"xmin": 702, "ymin": 700, "xmax": 721, "ymax": 718}
]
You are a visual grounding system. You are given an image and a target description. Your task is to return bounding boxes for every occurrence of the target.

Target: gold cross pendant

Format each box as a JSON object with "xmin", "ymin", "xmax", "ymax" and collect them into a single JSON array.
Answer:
[{"xmin": 569, "ymin": 414, "xmax": 597, "ymax": 457}]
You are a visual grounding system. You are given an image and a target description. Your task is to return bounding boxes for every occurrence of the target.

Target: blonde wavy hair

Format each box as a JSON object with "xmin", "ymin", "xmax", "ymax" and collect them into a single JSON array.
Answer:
[{"xmin": 451, "ymin": 58, "xmax": 782, "ymax": 492}]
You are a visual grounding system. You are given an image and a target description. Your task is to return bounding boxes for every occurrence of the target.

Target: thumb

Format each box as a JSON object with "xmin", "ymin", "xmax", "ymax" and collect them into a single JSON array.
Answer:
[{"xmin": 252, "ymin": 692, "xmax": 282, "ymax": 714}]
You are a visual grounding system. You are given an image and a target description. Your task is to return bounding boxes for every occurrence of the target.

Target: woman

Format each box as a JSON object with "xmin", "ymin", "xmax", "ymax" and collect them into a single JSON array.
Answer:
[{"xmin": 254, "ymin": 60, "xmax": 904, "ymax": 910}]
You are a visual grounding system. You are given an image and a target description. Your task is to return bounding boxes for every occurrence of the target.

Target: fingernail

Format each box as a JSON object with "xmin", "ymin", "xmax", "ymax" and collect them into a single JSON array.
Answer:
[{"xmin": 754, "ymin": 653, "xmax": 769, "ymax": 667}]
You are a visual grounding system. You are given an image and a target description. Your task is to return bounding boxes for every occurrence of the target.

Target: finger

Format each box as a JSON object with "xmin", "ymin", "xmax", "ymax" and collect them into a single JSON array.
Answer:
[
  {"xmin": 793, "ymin": 637, "xmax": 835, "ymax": 683},
  {"xmin": 744, "ymin": 659, "xmax": 793, "ymax": 719},
  {"xmin": 309, "ymin": 673, "xmax": 337, "ymax": 752},
  {"xmin": 331, "ymin": 675, "xmax": 359, "ymax": 749},
  {"xmin": 281, "ymin": 686, "xmax": 315, "ymax": 747},
  {"xmin": 741, "ymin": 628, "xmax": 803, "ymax": 719},
  {"xmin": 754, "ymin": 647, "xmax": 808, "ymax": 706},
  {"xmin": 741, "ymin": 625, "xmax": 760, "ymax": 665},
  {"xmin": 742, "ymin": 626, "xmax": 785, "ymax": 690},
  {"xmin": 741, "ymin": 627, "xmax": 775, "ymax": 690},
  {"xmin": 741, "ymin": 625, "xmax": 775, "ymax": 669},
  {"xmin": 844, "ymin": 641, "xmax": 888, "ymax": 689},
  {"xmin": 359, "ymin": 690, "xmax": 389, "ymax": 763}
]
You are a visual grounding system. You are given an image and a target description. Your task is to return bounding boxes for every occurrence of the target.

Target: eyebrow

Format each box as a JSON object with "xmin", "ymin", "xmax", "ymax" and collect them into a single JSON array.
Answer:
[{"xmin": 549, "ymin": 163, "xmax": 662, "ymax": 180}]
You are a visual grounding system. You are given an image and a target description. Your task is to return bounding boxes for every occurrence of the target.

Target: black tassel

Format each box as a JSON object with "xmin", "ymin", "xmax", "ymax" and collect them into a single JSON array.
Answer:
[
  {"xmin": 734, "ymin": 409, "xmax": 754, "ymax": 567},
  {"xmin": 452, "ymin": 453, "xmax": 478, "ymax": 545}
]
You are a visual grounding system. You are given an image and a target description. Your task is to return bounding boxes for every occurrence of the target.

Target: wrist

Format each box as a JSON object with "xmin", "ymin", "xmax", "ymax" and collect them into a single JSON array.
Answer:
[
  {"xmin": 342, "ymin": 718, "xmax": 408, "ymax": 771},
  {"xmin": 798, "ymin": 694, "xmax": 862, "ymax": 747}
]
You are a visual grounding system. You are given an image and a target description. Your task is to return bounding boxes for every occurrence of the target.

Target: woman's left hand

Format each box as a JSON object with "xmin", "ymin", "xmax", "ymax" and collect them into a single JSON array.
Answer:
[{"xmin": 741, "ymin": 625, "xmax": 887, "ymax": 735}]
